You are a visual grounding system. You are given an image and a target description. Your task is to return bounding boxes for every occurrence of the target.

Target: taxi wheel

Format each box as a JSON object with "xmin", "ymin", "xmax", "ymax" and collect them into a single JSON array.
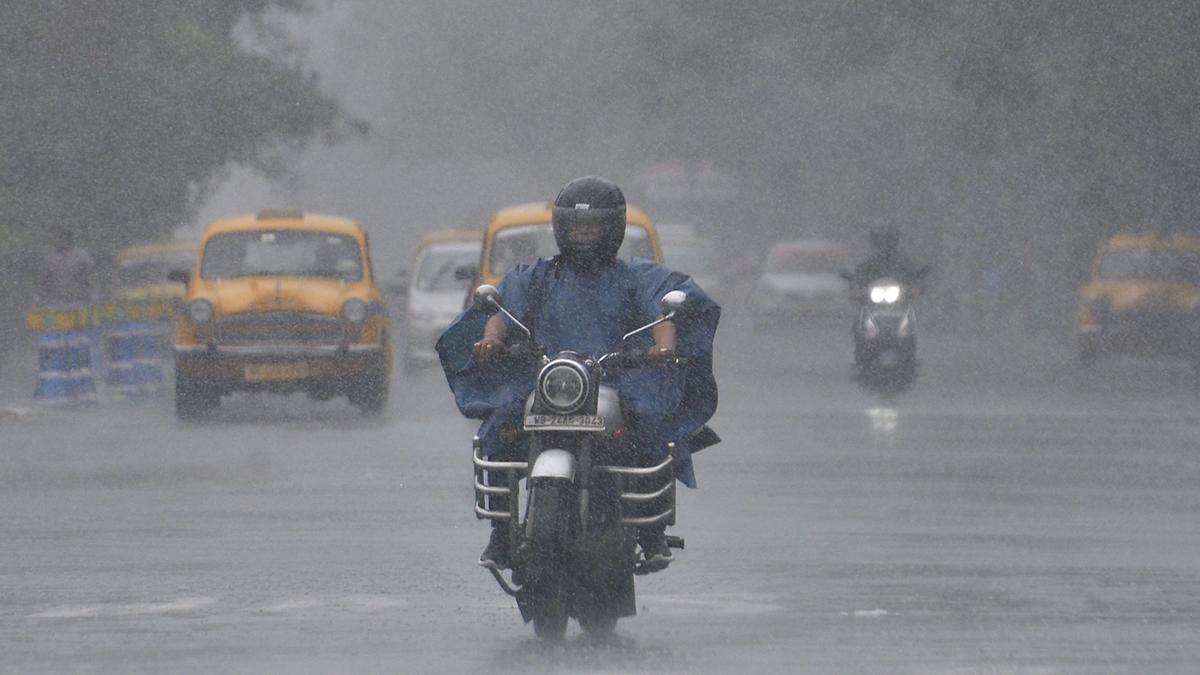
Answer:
[
  {"xmin": 350, "ymin": 371, "xmax": 388, "ymax": 417},
  {"xmin": 175, "ymin": 371, "xmax": 218, "ymax": 421}
]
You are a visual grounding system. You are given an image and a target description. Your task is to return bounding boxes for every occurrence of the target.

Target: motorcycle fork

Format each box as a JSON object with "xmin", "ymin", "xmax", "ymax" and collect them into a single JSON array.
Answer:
[{"xmin": 577, "ymin": 438, "xmax": 592, "ymax": 537}]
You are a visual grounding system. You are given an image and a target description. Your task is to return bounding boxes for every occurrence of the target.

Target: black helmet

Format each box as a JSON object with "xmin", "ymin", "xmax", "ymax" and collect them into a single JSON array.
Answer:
[
  {"xmin": 869, "ymin": 222, "xmax": 900, "ymax": 253},
  {"xmin": 551, "ymin": 176, "xmax": 626, "ymax": 265}
]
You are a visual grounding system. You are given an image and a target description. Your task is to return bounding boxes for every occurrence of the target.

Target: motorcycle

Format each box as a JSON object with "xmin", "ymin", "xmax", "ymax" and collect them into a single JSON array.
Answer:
[
  {"xmin": 469, "ymin": 284, "xmax": 687, "ymax": 639},
  {"xmin": 841, "ymin": 270, "xmax": 927, "ymax": 391}
]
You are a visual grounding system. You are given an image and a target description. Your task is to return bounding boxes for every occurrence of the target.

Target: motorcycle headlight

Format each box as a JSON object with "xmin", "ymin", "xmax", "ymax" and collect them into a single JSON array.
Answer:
[
  {"xmin": 537, "ymin": 360, "xmax": 589, "ymax": 413},
  {"xmin": 869, "ymin": 285, "xmax": 902, "ymax": 304},
  {"xmin": 188, "ymin": 299, "xmax": 213, "ymax": 324},
  {"xmin": 342, "ymin": 298, "xmax": 368, "ymax": 323}
]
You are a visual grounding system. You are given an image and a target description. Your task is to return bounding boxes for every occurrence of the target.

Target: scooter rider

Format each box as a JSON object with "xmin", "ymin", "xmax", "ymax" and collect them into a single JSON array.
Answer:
[
  {"xmin": 850, "ymin": 222, "xmax": 926, "ymax": 290},
  {"xmin": 847, "ymin": 222, "xmax": 928, "ymax": 371},
  {"xmin": 437, "ymin": 176, "xmax": 721, "ymax": 573}
]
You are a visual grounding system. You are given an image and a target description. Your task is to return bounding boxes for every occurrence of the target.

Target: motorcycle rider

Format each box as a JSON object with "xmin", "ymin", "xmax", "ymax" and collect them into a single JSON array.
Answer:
[
  {"xmin": 436, "ymin": 176, "xmax": 721, "ymax": 573},
  {"xmin": 850, "ymin": 222, "xmax": 926, "ymax": 290},
  {"xmin": 847, "ymin": 222, "xmax": 928, "ymax": 370}
]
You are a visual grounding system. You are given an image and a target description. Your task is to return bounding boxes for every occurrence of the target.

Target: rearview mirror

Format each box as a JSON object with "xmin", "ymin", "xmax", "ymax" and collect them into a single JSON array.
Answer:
[
  {"xmin": 454, "ymin": 265, "xmax": 478, "ymax": 282},
  {"xmin": 472, "ymin": 284, "xmax": 534, "ymax": 342},
  {"xmin": 471, "ymin": 284, "xmax": 502, "ymax": 315},
  {"xmin": 660, "ymin": 290, "xmax": 687, "ymax": 318}
]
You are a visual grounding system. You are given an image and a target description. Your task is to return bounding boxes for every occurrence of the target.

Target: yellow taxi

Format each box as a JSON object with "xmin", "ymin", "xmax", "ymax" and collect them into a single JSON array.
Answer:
[
  {"xmin": 114, "ymin": 240, "xmax": 199, "ymax": 302},
  {"xmin": 466, "ymin": 201, "xmax": 663, "ymax": 292},
  {"xmin": 172, "ymin": 210, "xmax": 391, "ymax": 418},
  {"xmin": 1077, "ymin": 233, "xmax": 1200, "ymax": 364}
]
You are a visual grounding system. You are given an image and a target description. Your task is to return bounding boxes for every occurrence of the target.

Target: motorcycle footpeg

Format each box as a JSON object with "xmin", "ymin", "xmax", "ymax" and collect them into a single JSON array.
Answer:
[{"xmin": 665, "ymin": 535, "xmax": 685, "ymax": 550}]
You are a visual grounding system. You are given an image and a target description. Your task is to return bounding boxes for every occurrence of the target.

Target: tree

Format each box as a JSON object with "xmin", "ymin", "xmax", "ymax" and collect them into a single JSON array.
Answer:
[{"xmin": 0, "ymin": 1, "xmax": 351, "ymax": 333}]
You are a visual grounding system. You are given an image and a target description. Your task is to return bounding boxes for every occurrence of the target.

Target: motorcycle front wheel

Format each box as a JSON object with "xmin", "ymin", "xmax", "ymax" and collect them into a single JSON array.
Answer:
[
  {"xmin": 525, "ymin": 480, "xmax": 571, "ymax": 640},
  {"xmin": 578, "ymin": 612, "xmax": 618, "ymax": 636}
]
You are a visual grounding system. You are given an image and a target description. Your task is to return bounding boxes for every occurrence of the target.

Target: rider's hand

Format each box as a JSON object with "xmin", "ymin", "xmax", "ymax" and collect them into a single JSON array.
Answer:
[
  {"xmin": 474, "ymin": 337, "xmax": 506, "ymax": 361},
  {"xmin": 646, "ymin": 345, "xmax": 676, "ymax": 365}
]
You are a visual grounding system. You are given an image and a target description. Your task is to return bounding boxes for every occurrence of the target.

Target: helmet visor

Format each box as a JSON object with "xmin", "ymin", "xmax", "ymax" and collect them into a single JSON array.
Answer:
[{"xmin": 553, "ymin": 205, "xmax": 624, "ymax": 259}]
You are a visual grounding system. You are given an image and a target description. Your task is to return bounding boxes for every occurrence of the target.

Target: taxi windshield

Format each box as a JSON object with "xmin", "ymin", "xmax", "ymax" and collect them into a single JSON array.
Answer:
[
  {"xmin": 200, "ymin": 230, "xmax": 363, "ymax": 281},
  {"xmin": 489, "ymin": 223, "xmax": 652, "ymax": 277},
  {"xmin": 1098, "ymin": 247, "xmax": 1200, "ymax": 284},
  {"xmin": 415, "ymin": 245, "xmax": 480, "ymax": 292},
  {"xmin": 118, "ymin": 252, "xmax": 195, "ymax": 287}
]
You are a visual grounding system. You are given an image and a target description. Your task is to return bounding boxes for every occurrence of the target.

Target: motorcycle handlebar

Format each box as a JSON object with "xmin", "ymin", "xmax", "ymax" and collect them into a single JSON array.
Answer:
[
  {"xmin": 479, "ymin": 343, "xmax": 686, "ymax": 370},
  {"xmin": 601, "ymin": 350, "xmax": 688, "ymax": 369},
  {"xmin": 476, "ymin": 340, "xmax": 541, "ymax": 368}
]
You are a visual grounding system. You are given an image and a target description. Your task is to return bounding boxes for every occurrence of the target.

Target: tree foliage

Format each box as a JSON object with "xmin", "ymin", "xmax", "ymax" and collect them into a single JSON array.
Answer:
[
  {"xmin": 0, "ymin": 0, "xmax": 346, "ymax": 312},
  {"xmin": 596, "ymin": 1, "xmax": 1200, "ymax": 324}
]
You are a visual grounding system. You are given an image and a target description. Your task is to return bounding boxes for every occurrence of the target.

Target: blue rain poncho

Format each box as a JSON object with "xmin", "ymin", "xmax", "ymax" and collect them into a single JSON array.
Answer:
[{"xmin": 436, "ymin": 256, "xmax": 720, "ymax": 487}]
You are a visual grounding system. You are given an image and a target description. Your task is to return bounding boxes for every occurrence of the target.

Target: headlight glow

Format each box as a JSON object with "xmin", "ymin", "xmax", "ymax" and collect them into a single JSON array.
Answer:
[
  {"xmin": 538, "ymin": 361, "xmax": 588, "ymax": 413},
  {"xmin": 342, "ymin": 299, "xmax": 369, "ymax": 323},
  {"xmin": 188, "ymin": 299, "xmax": 214, "ymax": 324},
  {"xmin": 869, "ymin": 285, "xmax": 902, "ymax": 304}
]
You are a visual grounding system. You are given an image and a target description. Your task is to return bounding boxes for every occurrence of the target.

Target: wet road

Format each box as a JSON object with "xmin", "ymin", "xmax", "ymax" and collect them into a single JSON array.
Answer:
[{"xmin": 3, "ymin": 318, "xmax": 1200, "ymax": 673}]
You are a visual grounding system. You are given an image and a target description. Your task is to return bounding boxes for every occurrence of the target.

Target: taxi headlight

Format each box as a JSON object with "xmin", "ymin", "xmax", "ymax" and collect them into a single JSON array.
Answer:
[
  {"xmin": 869, "ymin": 285, "xmax": 902, "ymax": 304},
  {"xmin": 188, "ymin": 299, "xmax": 214, "ymax": 324},
  {"xmin": 342, "ymin": 299, "xmax": 368, "ymax": 323},
  {"xmin": 537, "ymin": 361, "xmax": 589, "ymax": 413}
]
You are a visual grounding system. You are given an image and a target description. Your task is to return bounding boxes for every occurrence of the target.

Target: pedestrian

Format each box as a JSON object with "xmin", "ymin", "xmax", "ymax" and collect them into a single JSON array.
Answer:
[
  {"xmin": 32, "ymin": 226, "xmax": 99, "ymax": 406},
  {"xmin": 39, "ymin": 226, "xmax": 96, "ymax": 306}
]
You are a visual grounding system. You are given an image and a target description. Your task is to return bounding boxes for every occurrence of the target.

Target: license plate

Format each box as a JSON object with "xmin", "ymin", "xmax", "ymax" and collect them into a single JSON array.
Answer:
[
  {"xmin": 244, "ymin": 362, "xmax": 309, "ymax": 382},
  {"xmin": 879, "ymin": 350, "xmax": 899, "ymax": 366},
  {"xmin": 524, "ymin": 414, "xmax": 606, "ymax": 431}
]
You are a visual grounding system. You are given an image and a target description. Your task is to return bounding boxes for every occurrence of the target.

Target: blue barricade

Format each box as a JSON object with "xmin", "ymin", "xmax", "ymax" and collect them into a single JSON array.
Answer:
[
  {"xmin": 34, "ymin": 329, "xmax": 98, "ymax": 407},
  {"xmin": 28, "ymin": 300, "xmax": 172, "ymax": 406},
  {"xmin": 105, "ymin": 320, "xmax": 164, "ymax": 397}
]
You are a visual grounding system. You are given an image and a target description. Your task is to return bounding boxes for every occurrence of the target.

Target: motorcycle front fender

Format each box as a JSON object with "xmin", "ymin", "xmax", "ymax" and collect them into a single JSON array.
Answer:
[{"xmin": 529, "ymin": 448, "xmax": 576, "ymax": 481}]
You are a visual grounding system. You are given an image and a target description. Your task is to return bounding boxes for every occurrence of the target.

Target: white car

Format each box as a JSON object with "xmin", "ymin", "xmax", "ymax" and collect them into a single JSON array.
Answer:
[
  {"xmin": 400, "ymin": 234, "xmax": 482, "ymax": 367},
  {"xmin": 751, "ymin": 239, "xmax": 852, "ymax": 325}
]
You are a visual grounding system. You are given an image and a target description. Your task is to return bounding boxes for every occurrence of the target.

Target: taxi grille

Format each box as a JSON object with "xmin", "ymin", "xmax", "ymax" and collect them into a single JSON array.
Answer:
[{"xmin": 215, "ymin": 312, "xmax": 345, "ymax": 344}]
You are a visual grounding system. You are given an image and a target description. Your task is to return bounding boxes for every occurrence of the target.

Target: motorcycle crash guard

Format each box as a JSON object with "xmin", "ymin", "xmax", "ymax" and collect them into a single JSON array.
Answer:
[{"xmin": 529, "ymin": 448, "xmax": 576, "ymax": 481}]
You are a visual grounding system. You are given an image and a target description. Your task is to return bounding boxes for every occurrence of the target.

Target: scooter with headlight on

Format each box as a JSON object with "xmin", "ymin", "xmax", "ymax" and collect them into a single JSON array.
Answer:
[
  {"xmin": 841, "ymin": 271, "xmax": 927, "ymax": 391},
  {"xmin": 469, "ymin": 284, "xmax": 689, "ymax": 640}
]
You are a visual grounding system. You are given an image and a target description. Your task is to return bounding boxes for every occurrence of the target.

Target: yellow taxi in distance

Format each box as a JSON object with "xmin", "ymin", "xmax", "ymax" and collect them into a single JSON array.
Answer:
[
  {"xmin": 172, "ymin": 210, "xmax": 391, "ymax": 418},
  {"xmin": 1077, "ymin": 233, "xmax": 1200, "ymax": 367},
  {"xmin": 466, "ymin": 201, "xmax": 663, "ymax": 292},
  {"xmin": 114, "ymin": 240, "xmax": 199, "ymax": 302}
]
